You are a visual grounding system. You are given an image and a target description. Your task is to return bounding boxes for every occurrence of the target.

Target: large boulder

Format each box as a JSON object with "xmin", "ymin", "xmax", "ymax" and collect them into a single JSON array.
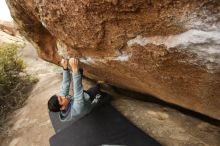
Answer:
[
  {"xmin": 0, "ymin": 20, "xmax": 16, "ymax": 36},
  {"xmin": 0, "ymin": 20, "xmax": 23, "ymax": 44},
  {"xmin": 6, "ymin": 0, "xmax": 220, "ymax": 120}
]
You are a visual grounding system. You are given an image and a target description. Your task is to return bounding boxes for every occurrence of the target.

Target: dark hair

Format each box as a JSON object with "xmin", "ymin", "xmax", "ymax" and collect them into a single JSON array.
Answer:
[{"xmin": 48, "ymin": 95, "xmax": 61, "ymax": 112}]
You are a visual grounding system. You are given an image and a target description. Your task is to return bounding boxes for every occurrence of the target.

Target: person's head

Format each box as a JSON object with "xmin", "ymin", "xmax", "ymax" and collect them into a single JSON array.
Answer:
[{"xmin": 48, "ymin": 95, "xmax": 69, "ymax": 112}]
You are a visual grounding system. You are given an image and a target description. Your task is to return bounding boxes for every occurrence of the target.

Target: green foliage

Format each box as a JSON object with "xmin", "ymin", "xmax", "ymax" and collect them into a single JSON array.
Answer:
[
  {"xmin": 0, "ymin": 43, "xmax": 38, "ymax": 135},
  {"xmin": 0, "ymin": 43, "xmax": 25, "ymax": 95}
]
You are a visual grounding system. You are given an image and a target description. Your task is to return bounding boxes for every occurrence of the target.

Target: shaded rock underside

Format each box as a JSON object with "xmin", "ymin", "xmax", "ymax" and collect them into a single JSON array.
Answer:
[{"xmin": 6, "ymin": 0, "xmax": 220, "ymax": 120}]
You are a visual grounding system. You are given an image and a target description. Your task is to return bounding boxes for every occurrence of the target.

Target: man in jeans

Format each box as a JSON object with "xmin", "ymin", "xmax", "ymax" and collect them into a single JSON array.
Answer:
[{"xmin": 48, "ymin": 58, "xmax": 110, "ymax": 122}]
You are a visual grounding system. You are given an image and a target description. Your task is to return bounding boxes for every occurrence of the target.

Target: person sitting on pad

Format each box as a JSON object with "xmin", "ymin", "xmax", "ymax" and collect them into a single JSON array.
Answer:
[{"xmin": 48, "ymin": 58, "xmax": 110, "ymax": 121}]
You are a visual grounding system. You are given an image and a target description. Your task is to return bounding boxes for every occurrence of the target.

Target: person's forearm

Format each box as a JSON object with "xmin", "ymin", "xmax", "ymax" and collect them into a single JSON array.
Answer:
[
  {"xmin": 59, "ymin": 70, "xmax": 71, "ymax": 96},
  {"xmin": 72, "ymin": 71, "xmax": 84, "ymax": 100}
]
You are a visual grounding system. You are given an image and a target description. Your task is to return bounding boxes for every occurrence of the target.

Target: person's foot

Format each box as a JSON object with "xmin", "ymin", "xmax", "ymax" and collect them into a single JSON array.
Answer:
[
  {"xmin": 91, "ymin": 92, "xmax": 112, "ymax": 107},
  {"xmin": 69, "ymin": 58, "xmax": 79, "ymax": 73},
  {"xmin": 61, "ymin": 58, "xmax": 68, "ymax": 70}
]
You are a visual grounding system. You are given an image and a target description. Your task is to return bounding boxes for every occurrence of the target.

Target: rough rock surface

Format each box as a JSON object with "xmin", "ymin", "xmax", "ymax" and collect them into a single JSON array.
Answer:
[
  {"xmin": 0, "ymin": 21, "xmax": 16, "ymax": 36},
  {"xmin": 6, "ymin": 0, "xmax": 220, "ymax": 120},
  {"xmin": 0, "ymin": 21, "xmax": 23, "ymax": 44}
]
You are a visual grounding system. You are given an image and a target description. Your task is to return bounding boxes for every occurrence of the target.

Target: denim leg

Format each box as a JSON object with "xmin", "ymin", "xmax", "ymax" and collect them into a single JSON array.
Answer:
[
  {"xmin": 86, "ymin": 83, "xmax": 101, "ymax": 101},
  {"xmin": 59, "ymin": 70, "xmax": 71, "ymax": 97}
]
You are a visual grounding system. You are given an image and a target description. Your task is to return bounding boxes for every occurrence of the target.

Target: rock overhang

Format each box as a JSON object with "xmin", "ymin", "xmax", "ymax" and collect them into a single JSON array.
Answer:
[{"xmin": 6, "ymin": 0, "xmax": 220, "ymax": 120}]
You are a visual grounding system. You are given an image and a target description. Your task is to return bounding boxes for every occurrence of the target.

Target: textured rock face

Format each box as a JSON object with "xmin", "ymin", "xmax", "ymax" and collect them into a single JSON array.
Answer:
[
  {"xmin": 0, "ymin": 21, "xmax": 23, "ymax": 44},
  {"xmin": 6, "ymin": 0, "xmax": 220, "ymax": 120},
  {"xmin": 0, "ymin": 21, "xmax": 16, "ymax": 36}
]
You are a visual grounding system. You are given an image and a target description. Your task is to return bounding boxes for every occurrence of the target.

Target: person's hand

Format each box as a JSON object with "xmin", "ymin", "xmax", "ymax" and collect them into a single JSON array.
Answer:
[
  {"xmin": 69, "ymin": 58, "xmax": 79, "ymax": 73},
  {"xmin": 61, "ymin": 58, "xmax": 68, "ymax": 70}
]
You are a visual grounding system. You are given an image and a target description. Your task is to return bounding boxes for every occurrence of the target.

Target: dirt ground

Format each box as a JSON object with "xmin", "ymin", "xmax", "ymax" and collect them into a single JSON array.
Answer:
[{"xmin": 0, "ymin": 44, "xmax": 220, "ymax": 146}]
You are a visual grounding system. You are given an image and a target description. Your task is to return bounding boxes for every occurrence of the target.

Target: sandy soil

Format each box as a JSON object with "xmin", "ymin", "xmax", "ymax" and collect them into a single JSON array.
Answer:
[{"xmin": 0, "ymin": 73, "xmax": 58, "ymax": 146}]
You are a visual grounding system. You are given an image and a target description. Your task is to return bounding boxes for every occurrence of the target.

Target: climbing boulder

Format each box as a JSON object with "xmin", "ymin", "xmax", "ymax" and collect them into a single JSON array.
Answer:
[
  {"xmin": 0, "ymin": 20, "xmax": 23, "ymax": 44},
  {"xmin": 6, "ymin": 0, "xmax": 220, "ymax": 120}
]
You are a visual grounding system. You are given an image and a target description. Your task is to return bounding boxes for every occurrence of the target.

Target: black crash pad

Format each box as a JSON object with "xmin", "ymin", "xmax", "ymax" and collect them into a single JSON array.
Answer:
[
  {"xmin": 49, "ymin": 109, "xmax": 90, "ymax": 133},
  {"xmin": 49, "ymin": 104, "xmax": 161, "ymax": 146}
]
